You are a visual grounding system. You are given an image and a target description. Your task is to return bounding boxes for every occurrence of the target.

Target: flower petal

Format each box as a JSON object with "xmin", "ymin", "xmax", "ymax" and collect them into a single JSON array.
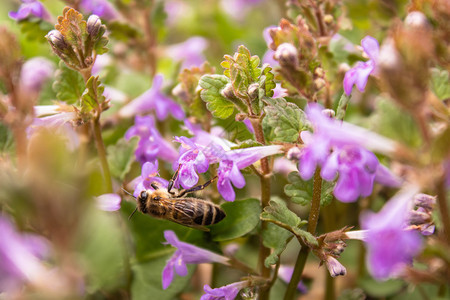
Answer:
[{"xmin": 217, "ymin": 178, "xmax": 236, "ymax": 202}]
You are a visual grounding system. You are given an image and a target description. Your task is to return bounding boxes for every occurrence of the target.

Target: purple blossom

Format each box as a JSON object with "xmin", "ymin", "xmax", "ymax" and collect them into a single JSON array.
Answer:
[
  {"xmin": 119, "ymin": 74, "xmax": 185, "ymax": 120},
  {"xmin": 125, "ymin": 115, "xmax": 178, "ymax": 164},
  {"xmin": 278, "ymin": 265, "xmax": 308, "ymax": 293},
  {"xmin": 132, "ymin": 161, "xmax": 169, "ymax": 197},
  {"xmin": 0, "ymin": 215, "xmax": 49, "ymax": 292},
  {"xmin": 297, "ymin": 103, "xmax": 400, "ymax": 202},
  {"xmin": 96, "ymin": 193, "xmax": 121, "ymax": 211},
  {"xmin": 166, "ymin": 37, "xmax": 208, "ymax": 69},
  {"xmin": 343, "ymin": 36, "xmax": 379, "ymax": 95},
  {"xmin": 324, "ymin": 256, "xmax": 347, "ymax": 277},
  {"xmin": 217, "ymin": 145, "xmax": 282, "ymax": 201},
  {"xmin": 262, "ymin": 26, "xmax": 279, "ymax": 68},
  {"xmin": 173, "ymin": 136, "xmax": 210, "ymax": 189},
  {"xmin": 20, "ymin": 57, "xmax": 54, "ymax": 93},
  {"xmin": 320, "ymin": 145, "xmax": 379, "ymax": 202},
  {"xmin": 79, "ymin": 0, "xmax": 120, "ymax": 21},
  {"xmin": 28, "ymin": 109, "xmax": 79, "ymax": 151},
  {"xmin": 220, "ymin": 0, "xmax": 264, "ymax": 20},
  {"xmin": 201, "ymin": 281, "xmax": 249, "ymax": 300},
  {"xmin": 360, "ymin": 186, "xmax": 423, "ymax": 280},
  {"xmin": 9, "ymin": 0, "xmax": 52, "ymax": 22},
  {"xmin": 162, "ymin": 230, "xmax": 229, "ymax": 289}
]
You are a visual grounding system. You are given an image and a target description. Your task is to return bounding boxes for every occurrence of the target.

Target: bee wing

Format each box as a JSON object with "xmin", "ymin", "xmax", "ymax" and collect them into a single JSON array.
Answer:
[{"xmin": 158, "ymin": 198, "xmax": 210, "ymax": 231}]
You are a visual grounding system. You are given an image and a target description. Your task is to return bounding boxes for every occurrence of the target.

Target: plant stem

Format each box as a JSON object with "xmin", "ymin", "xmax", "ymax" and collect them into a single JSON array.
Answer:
[
  {"xmin": 250, "ymin": 117, "xmax": 272, "ymax": 300},
  {"xmin": 284, "ymin": 168, "xmax": 322, "ymax": 300},
  {"xmin": 91, "ymin": 116, "xmax": 113, "ymax": 193},
  {"xmin": 436, "ymin": 176, "xmax": 450, "ymax": 245}
]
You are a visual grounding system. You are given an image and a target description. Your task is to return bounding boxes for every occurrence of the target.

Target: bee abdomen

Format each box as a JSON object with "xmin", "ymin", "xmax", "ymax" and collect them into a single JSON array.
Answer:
[{"xmin": 194, "ymin": 202, "xmax": 226, "ymax": 226}]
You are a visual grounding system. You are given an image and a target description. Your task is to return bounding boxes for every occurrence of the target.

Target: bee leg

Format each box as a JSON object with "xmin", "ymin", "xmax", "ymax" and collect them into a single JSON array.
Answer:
[
  {"xmin": 151, "ymin": 183, "xmax": 159, "ymax": 190},
  {"xmin": 168, "ymin": 164, "xmax": 182, "ymax": 194},
  {"xmin": 176, "ymin": 176, "xmax": 218, "ymax": 198}
]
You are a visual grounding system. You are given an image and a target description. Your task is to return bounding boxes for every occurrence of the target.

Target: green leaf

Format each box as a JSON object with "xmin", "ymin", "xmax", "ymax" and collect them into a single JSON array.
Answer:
[
  {"xmin": 81, "ymin": 76, "xmax": 105, "ymax": 113},
  {"xmin": 199, "ymin": 74, "xmax": 235, "ymax": 119},
  {"xmin": 210, "ymin": 198, "xmax": 261, "ymax": 241},
  {"xmin": 431, "ymin": 126, "xmax": 450, "ymax": 163},
  {"xmin": 92, "ymin": 25, "xmax": 109, "ymax": 55},
  {"xmin": 107, "ymin": 137, "xmax": 138, "ymax": 180},
  {"xmin": 358, "ymin": 277, "xmax": 404, "ymax": 298},
  {"xmin": 262, "ymin": 222, "xmax": 292, "ymax": 267},
  {"xmin": 431, "ymin": 68, "xmax": 450, "ymax": 100},
  {"xmin": 284, "ymin": 172, "xmax": 334, "ymax": 207},
  {"xmin": 262, "ymin": 98, "xmax": 307, "ymax": 142},
  {"xmin": 107, "ymin": 21, "xmax": 142, "ymax": 42},
  {"xmin": 259, "ymin": 64, "xmax": 276, "ymax": 98},
  {"xmin": 19, "ymin": 19, "xmax": 53, "ymax": 42},
  {"xmin": 336, "ymin": 92, "xmax": 351, "ymax": 120},
  {"xmin": 261, "ymin": 197, "xmax": 317, "ymax": 246},
  {"xmin": 132, "ymin": 256, "xmax": 195, "ymax": 300},
  {"xmin": 53, "ymin": 61, "xmax": 85, "ymax": 103}
]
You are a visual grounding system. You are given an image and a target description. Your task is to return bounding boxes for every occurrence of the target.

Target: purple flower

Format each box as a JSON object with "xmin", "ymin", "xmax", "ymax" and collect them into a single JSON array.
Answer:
[
  {"xmin": 28, "ymin": 109, "xmax": 79, "ymax": 151},
  {"xmin": 320, "ymin": 145, "xmax": 379, "ymax": 202},
  {"xmin": 96, "ymin": 193, "xmax": 121, "ymax": 211},
  {"xmin": 297, "ymin": 103, "xmax": 400, "ymax": 202},
  {"xmin": 324, "ymin": 256, "xmax": 347, "ymax": 277},
  {"xmin": 132, "ymin": 161, "xmax": 169, "ymax": 197},
  {"xmin": 0, "ymin": 215, "xmax": 49, "ymax": 292},
  {"xmin": 20, "ymin": 57, "xmax": 54, "ymax": 93},
  {"xmin": 217, "ymin": 145, "xmax": 282, "ymax": 201},
  {"xmin": 173, "ymin": 136, "xmax": 210, "ymax": 189},
  {"xmin": 220, "ymin": 0, "xmax": 264, "ymax": 20},
  {"xmin": 125, "ymin": 115, "xmax": 178, "ymax": 164},
  {"xmin": 9, "ymin": 0, "xmax": 52, "ymax": 22},
  {"xmin": 162, "ymin": 230, "xmax": 229, "ymax": 289},
  {"xmin": 360, "ymin": 186, "xmax": 423, "ymax": 280},
  {"xmin": 343, "ymin": 36, "xmax": 379, "ymax": 95},
  {"xmin": 166, "ymin": 37, "xmax": 208, "ymax": 69},
  {"xmin": 119, "ymin": 74, "xmax": 185, "ymax": 120},
  {"xmin": 79, "ymin": 0, "xmax": 120, "ymax": 21},
  {"xmin": 201, "ymin": 281, "xmax": 249, "ymax": 300},
  {"xmin": 278, "ymin": 265, "xmax": 308, "ymax": 293},
  {"xmin": 262, "ymin": 26, "xmax": 279, "ymax": 68}
]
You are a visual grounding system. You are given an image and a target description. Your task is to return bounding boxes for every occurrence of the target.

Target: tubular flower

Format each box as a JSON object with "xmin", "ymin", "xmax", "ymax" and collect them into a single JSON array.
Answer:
[
  {"xmin": 216, "ymin": 145, "xmax": 282, "ymax": 201},
  {"xmin": 162, "ymin": 230, "xmax": 229, "ymax": 289},
  {"xmin": 277, "ymin": 265, "xmax": 308, "ymax": 293},
  {"xmin": 166, "ymin": 37, "xmax": 208, "ymax": 69},
  {"xmin": 343, "ymin": 36, "xmax": 379, "ymax": 95},
  {"xmin": 201, "ymin": 281, "xmax": 249, "ymax": 300},
  {"xmin": 358, "ymin": 186, "xmax": 423, "ymax": 280},
  {"xmin": 132, "ymin": 161, "xmax": 168, "ymax": 197},
  {"xmin": 96, "ymin": 193, "xmax": 121, "ymax": 211},
  {"xmin": 9, "ymin": 0, "xmax": 52, "ymax": 22},
  {"xmin": 119, "ymin": 74, "xmax": 185, "ymax": 120},
  {"xmin": 297, "ymin": 103, "xmax": 400, "ymax": 202},
  {"xmin": 20, "ymin": 57, "xmax": 54, "ymax": 93},
  {"xmin": 125, "ymin": 115, "xmax": 178, "ymax": 165},
  {"xmin": 79, "ymin": 0, "xmax": 120, "ymax": 21}
]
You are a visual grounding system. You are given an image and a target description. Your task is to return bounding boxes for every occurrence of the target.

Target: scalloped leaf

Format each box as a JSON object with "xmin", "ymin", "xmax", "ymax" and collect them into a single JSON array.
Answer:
[
  {"xmin": 284, "ymin": 171, "xmax": 333, "ymax": 207},
  {"xmin": 262, "ymin": 97, "xmax": 307, "ymax": 142},
  {"xmin": 53, "ymin": 61, "xmax": 85, "ymax": 104},
  {"xmin": 81, "ymin": 76, "xmax": 105, "ymax": 113},
  {"xmin": 199, "ymin": 74, "xmax": 235, "ymax": 119},
  {"xmin": 107, "ymin": 137, "xmax": 138, "ymax": 180},
  {"xmin": 210, "ymin": 198, "xmax": 261, "ymax": 241},
  {"xmin": 262, "ymin": 220, "xmax": 293, "ymax": 267},
  {"xmin": 431, "ymin": 68, "xmax": 450, "ymax": 100},
  {"xmin": 55, "ymin": 8, "xmax": 87, "ymax": 46}
]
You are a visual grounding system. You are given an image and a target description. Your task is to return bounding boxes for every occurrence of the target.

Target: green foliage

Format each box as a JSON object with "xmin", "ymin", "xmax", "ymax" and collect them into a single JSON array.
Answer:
[
  {"xmin": 262, "ymin": 97, "xmax": 307, "ymax": 142},
  {"xmin": 210, "ymin": 198, "xmax": 261, "ymax": 241},
  {"xmin": 19, "ymin": 19, "xmax": 53, "ymax": 42},
  {"xmin": 431, "ymin": 126, "xmax": 450, "ymax": 163},
  {"xmin": 260, "ymin": 197, "xmax": 317, "ymax": 246},
  {"xmin": 132, "ymin": 257, "xmax": 195, "ymax": 300},
  {"xmin": 336, "ymin": 93, "xmax": 351, "ymax": 120},
  {"xmin": 284, "ymin": 172, "xmax": 333, "ymax": 207},
  {"xmin": 53, "ymin": 61, "xmax": 85, "ymax": 103},
  {"xmin": 259, "ymin": 64, "xmax": 276, "ymax": 98},
  {"xmin": 107, "ymin": 22, "xmax": 141, "ymax": 42},
  {"xmin": 107, "ymin": 137, "xmax": 138, "ymax": 180},
  {"xmin": 430, "ymin": 68, "xmax": 450, "ymax": 100},
  {"xmin": 372, "ymin": 98, "xmax": 422, "ymax": 148},
  {"xmin": 358, "ymin": 277, "xmax": 404, "ymax": 298},
  {"xmin": 199, "ymin": 74, "xmax": 235, "ymax": 119},
  {"xmin": 262, "ymin": 222, "xmax": 293, "ymax": 267},
  {"xmin": 81, "ymin": 76, "xmax": 106, "ymax": 114}
]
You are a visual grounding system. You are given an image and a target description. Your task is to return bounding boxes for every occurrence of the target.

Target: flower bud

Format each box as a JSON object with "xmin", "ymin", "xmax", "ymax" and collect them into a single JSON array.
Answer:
[
  {"xmin": 235, "ymin": 113, "xmax": 246, "ymax": 122},
  {"xmin": 321, "ymin": 108, "xmax": 335, "ymax": 118},
  {"xmin": 222, "ymin": 83, "xmax": 237, "ymax": 100},
  {"xmin": 324, "ymin": 14, "xmax": 334, "ymax": 25},
  {"xmin": 325, "ymin": 256, "xmax": 346, "ymax": 277},
  {"xmin": 172, "ymin": 83, "xmax": 189, "ymax": 102},
  {"xmin": 46, "ymin": 30, "xmax": 68, "ymax": 51},
  {"xmin": 405, "ymin": 11, "xmax": 431, "ymax": 31},
  {"xmin": 413, "ymin": 193, "xmax": 436, "ymax": 211},
  {"xmin": 274, "ymin": 43, "xmax": 299, "ymax": 68},
  {"xmin": 247, "ymin": 83, "xmax": 259, "ymax": 100},
  {"xmin": 314, "ymin": 67, "xmax": 325, "ymax": 77},
  {"xmin": 87, "ymin": 15, "xmax": 102, "ymax": 38},
  {"xmin": 287, "ymin": 147, "xmax": 301, "ymax": 161},
  {"xmin": 314, "ymin": 78, "xmax": 326, "ymax": 91}
]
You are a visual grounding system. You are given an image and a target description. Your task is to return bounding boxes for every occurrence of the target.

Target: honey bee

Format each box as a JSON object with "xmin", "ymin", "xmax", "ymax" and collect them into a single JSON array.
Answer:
[{"xmin": 126, "ymin": 169, "xmax": 226, "ymax": 231}]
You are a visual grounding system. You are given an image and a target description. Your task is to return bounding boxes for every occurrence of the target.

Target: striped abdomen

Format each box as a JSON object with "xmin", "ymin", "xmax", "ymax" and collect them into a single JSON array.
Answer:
[{"xmin": 147, "ymin": 198, "xmax": 226, "ymax": 228}]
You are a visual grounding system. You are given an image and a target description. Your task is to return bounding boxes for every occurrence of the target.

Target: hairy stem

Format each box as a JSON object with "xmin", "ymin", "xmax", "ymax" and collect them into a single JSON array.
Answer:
[
  {"xmin": 284, "ymin": 168, "xmax": 322, "ymax": 300},
  {"xmin": 250, "ymin": 117, "xmax": 272, "ymax": 300},
  {"xmin": 91, "ymin": 116, "xmax": 113, "ymax": 193},
  {"xmin": 436, "ymin": 176, "xmax": 450, "ymax": 245}
]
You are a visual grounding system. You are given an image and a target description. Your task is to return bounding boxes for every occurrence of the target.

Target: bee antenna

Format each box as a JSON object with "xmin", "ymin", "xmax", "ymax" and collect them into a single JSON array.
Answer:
[
  {"xmin": 128, "ymin": 206, "xmax": 138, "ymax": 220},
  {"xmin": 122, "ymin": 188, "xmax": 136, "ymax": 199}
]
